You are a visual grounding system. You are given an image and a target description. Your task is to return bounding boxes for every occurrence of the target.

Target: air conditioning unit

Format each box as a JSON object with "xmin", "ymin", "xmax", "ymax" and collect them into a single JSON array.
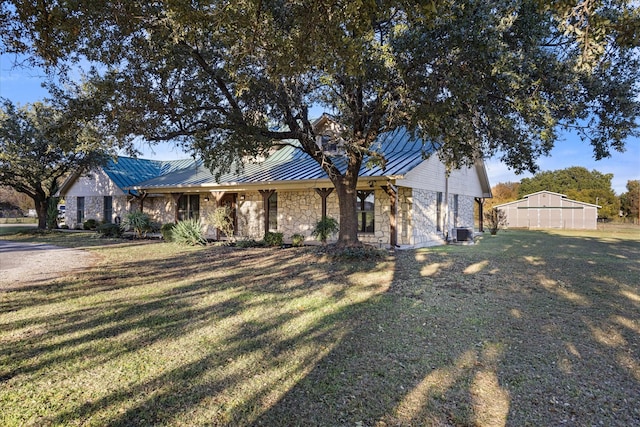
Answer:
[{"xmin": 455, "ymin": 227, "xmax": 474, "ymax": 242}]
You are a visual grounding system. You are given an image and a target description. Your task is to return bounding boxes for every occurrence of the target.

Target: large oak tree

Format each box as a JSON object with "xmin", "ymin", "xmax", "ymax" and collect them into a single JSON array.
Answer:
[
  {"xmin": 0, "ymin": 97, "xmax": 113, "ymax": 229},
  {"xmin": 2, "ymin": 0, "xmax": 637, "ymax": 244}
]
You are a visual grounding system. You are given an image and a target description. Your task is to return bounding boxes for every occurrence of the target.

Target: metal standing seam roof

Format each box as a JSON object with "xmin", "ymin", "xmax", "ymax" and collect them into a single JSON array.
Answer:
[
  {"xmin": 103, "ymin": 157, "xmax": 198, "ymax": 194},
  {"xmin": 126, "ymin": 127, "xmax": 433, "ymax": 190}
]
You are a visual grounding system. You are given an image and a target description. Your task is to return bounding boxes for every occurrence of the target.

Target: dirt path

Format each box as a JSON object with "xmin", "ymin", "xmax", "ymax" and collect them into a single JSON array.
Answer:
[{"xmin": 0, "ymin": 241, "xmax": 96, "ymax": 289}]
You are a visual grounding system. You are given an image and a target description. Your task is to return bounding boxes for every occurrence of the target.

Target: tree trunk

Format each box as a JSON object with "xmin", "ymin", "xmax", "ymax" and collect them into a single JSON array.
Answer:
[{"xmin": 331, "ymin": 157, "xmax": 364, "ymax": 247}]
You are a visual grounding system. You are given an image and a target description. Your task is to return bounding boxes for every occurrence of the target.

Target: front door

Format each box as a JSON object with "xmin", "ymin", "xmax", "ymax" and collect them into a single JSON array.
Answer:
[{"xmin": 219, "ymin": 193, "xmax": 237, "ymax": 237}]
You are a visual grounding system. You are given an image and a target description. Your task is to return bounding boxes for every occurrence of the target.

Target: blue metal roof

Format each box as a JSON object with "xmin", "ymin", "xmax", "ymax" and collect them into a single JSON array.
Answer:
[
  {"xmin": 127, "ymin": 127, "xmax": 432, "ymax": 190},
  {"xmin": 104, "ymin": 157, "xmax": 197, "ymax": 194}
]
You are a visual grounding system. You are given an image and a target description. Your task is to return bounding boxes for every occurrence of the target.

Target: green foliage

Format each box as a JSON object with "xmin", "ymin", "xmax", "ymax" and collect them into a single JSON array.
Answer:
[
  {"xmin": 518, "ymin": 167, "xmax": 618, "ymax": 218},
  {"xmin": 96, "ymin": 223, "xmax": 122, "ymax": 238},
  {"xmin": 0, "ymin": 98, "xmax": 113, "ymax": 229},
  {"xmin": 263, "ymin": 231, "xmax": 284, "ymax": 247},
  {"xmin": 291, "ymin": 233, "xmax": 305, "ymax": 247},
  {"xmin": 208, "ymin": 206, "xmax": 235, "ymax": 243},
  {"xmin": 323, "ymin": 245, "xmax": 386, "ymax": 261},
  {"xmin": 120, "ymin": 211, "xmax": 151, "ymax": 238},
  {"xmin": 83, "ymin": 219, "xmax": 99, "ymax": 230},
  {"xmin": 619, "ymin": 180, "xmax": 639, "ymax": 223},
  {"xmin": 46, "ymin": 197, "xmax": 60, "ymax": 230},
  {"xmin": 311, "ymin": 216, "xmax": 339, "ymax": 244},
  {"xmin": 235, "ymin": 239, "xmax": 267, "ymax": 248},
  {"xmin": 484, "ymin": 208, "xmax": 508, "ymax": 235},
  {"xmin": 160, "ymin": 223, "xmax": 175, "ymax": 242},
  {"xmin": 172, "ymin": 218, "xmax": 207, "ymax": 246}
]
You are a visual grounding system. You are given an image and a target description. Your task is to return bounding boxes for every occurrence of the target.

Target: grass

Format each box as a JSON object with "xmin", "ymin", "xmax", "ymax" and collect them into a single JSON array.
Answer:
[{"xmin": 1, "ymin": 224, "xmax": 639, "ymax": 426}]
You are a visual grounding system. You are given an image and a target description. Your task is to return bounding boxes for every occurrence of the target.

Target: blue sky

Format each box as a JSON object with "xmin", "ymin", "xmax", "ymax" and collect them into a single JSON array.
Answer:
[{"xmin": 2, "ymin": 54, "xmax": 638, "ymax": 195}]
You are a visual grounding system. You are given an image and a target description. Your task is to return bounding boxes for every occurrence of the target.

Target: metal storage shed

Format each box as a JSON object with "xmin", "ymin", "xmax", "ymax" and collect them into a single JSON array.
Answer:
[{"xmin": 495, "ymin": 191, "xmax": 600, "ymax": 230}]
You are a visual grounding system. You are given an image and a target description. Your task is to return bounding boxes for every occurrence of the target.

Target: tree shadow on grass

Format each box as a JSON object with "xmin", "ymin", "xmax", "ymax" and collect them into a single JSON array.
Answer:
[
  {"xmin": 254, "ymin": 230, "xmax": 640, "ymax": 426},
  {"xmin": 1, "ymin": 231, "xmax": 638, "ymax": 426}
]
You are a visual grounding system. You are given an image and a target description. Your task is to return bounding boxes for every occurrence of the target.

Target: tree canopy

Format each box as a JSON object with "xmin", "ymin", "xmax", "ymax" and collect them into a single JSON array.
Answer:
[
  {"xmin": 0, "ymin": 97, "xmax": 113, "ymax": 228},
  {"xmin": 518, "ymin": 166, "xmax": 618, "ymax": 218},
  {"xmin": 620, "ymin": 180, "xmax": 640, "ymax": 222},
  {"xmin": 2, "ymin": 0, "xmax": 638, "ymax": 243}
]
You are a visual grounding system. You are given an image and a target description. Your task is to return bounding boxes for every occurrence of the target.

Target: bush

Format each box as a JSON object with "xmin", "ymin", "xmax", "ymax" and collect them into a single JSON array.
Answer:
[
  {"xmin": 484, "ymin": 207, "xmax": 507, "ymax": 235},
  {"xmin": 291, "ymin": 233, "xmax": 305, "ymax": 247},
  {"xmin": 208, "ymin": 206, "xmax": 235, "ymax": 243},
  {"xmin": 83, "ymin": 218, "xmax": 99, "ymax": 230},
  {"xmin": 60, "ymin": 224, "xmax": 69, "ymax": 230},
  {"xmin": 161, "ymin": 223, "xmax": 175, "ymax": 242},
  {"xmin": 311, "ymin": 216, "xmax": 339, "ymax": 244},
  {"xmin": 96, "ymin": 223, "xmax": 122, "ymax": 238},
  {"xmin": 172, "ymin": 218, "xmax": 207, "ymax": 246},
  {"xmin": 120, "ymin": 211, "xmax": 151, "ymax": 238},
  {"xmin": 236, "ymin": 239, "xmax": 266, "ymax": 248},
  {"xmin": 264, "ymin": 231, "xmax": 284, "ymax": 247},
  {"xmin": 322, "ymin": 245, "xmax": 386, "ymax": 261}
]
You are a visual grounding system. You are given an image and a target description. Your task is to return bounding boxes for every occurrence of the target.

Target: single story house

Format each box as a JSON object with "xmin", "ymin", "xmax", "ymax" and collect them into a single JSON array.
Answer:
[
  {"xmin": 495, "ymin": 190, "xmax": 600, "ymax": 230},
  {"xmin": 59, "ymin": 118, "xmax": 492, "ymax": 247}
]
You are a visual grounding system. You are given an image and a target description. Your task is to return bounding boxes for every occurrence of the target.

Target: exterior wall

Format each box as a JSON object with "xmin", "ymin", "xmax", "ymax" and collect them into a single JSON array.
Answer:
[
  {"xmin": 498, "ymin": 192, "xmax": 598, "ymax": 229},
  {"xmin": 62, "ymin": 169, "xmax": 129, "ymax": 229}
]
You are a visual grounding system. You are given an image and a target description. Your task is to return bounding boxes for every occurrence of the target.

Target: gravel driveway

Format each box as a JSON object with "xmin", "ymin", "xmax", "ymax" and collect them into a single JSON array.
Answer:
[{"xmin": 0, "ymin": 240, "xmax": 96, "ymax": 289}]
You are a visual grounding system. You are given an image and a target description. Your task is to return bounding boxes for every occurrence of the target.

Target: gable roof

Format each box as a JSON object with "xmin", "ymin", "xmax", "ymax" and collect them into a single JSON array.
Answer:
[
  {"xmin": 103, "ymin": 157, "xmax": 196, "ymax": 191},
  {"xmin": 494, "ymin": 190, "xmax": 601, "ymax": 208},
  {"xmin": 129, "ymin": 127, "xmax": 432, "ymax": 190},
  {"xmin": 58, "ymin": 156, "xmax": 197, "ymax": 196}
]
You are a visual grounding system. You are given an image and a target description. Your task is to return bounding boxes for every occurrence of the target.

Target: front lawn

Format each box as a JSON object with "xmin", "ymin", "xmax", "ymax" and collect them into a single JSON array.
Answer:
[{"xmin": 1, "ymin": 226, "xmax": 639, "ymax": 426}]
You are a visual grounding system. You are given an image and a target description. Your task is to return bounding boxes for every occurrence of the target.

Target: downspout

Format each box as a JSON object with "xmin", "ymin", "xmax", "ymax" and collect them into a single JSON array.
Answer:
[{"xmin": 444, "ymin": 170, "xmax": 449, "ymax": 242}]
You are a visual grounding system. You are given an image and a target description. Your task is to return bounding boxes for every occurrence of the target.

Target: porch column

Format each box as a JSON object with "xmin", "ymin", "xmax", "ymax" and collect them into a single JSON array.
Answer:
[
  {"xmin": 475, "ymin": 197, "xmax": 485, "ymax": 232},
  {"xmin": 314, "ymin": 188, "xmax": 334, "ymax": 218},
  {"xmin": 259, "ymin": 190, "xmax": 275, "ymax": 235},
  {"xmin": 171, "ymin": 193, "xmax": 182, "ymax": 223},
  {"xmin": 383, "ymin": 185, "xmax": 398, "ymax": 247}
]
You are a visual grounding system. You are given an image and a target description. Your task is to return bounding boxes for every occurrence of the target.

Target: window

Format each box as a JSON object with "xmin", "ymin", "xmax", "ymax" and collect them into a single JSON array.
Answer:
[
  {"xmin": 453, "ymin": 194, "xmax": 459, "ymax": 227},
  {"xmin": 268, "ymin": 192, "xmax": 278, "ymax": 231},
  {"xmin": 436, "ymin": 192, "xmax": 442, "ymax": 231},
  {"xmin": 104, "ymin": 196, "xmax": 113, "ymax": 223},
  {"xmin": 357, "ymin": 190, "xmax": 375, "ymax": 233},
  {"xmin": 77, "ymin": 197, "xmax": 85, "ymax": 224},
  {"xmin": 178, "ymin": 194, "xmax": 200, "ymax": 221},
  {"xmin": 321, "ymin": 135, "xmax": 337, "ymax": 152}
]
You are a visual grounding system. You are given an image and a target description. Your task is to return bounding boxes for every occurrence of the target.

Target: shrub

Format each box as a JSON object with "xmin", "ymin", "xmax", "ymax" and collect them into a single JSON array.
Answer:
[
  {"xmin": 120, "ymin": 211, "xmax": 151, "ymax": 238},
  {"xmin": 172, "ymin": 218, "xmax": 207, "ymax": 246},
  {"xmin": 46, "ymin": 197, "xmax": 60, "ymax": 230},
  {"xmin": 291, "ymin": 233, "xmax": 305, "ymax": 247},
  {"xmin": 484, "ymin": 207, "xmax": 507, "ymax": 235},
  {"xmin": 60, "ymin": 224, "xmax": 69, "ymax": 230},
  {"xmin": 83, "ymin": 218, "xmax": 99, "ymax": 230},
  {"xmin": 311, "ymin": 216, "xmax": 339, "ymax": 244},
  {"xmin": 96, "ymin": 223, "xmax": 122, "ymax": 238},
  {"xmin": 236, "ymin": 239, "xmax": 266, "ymax": 248},
  {"xmin": 264, "ymin": 231, "xmax": 284, "ymax": 247},
  {"xmin": 208, "ymin": 206, "xmax": 235, "ymax": 243},
  {"xmin": 322, "ymin": 245, "xmax": 386, "ymax": 261},
  {"xmin": 161, "ymin": 223, "xmax": 175, "ymax": 242}
]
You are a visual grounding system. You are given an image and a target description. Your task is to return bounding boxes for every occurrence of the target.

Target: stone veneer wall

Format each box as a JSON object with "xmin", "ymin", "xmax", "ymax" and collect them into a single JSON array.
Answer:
[{"xmin": 65, "ymin": 195, "xmax": 129, "ymax": 229}]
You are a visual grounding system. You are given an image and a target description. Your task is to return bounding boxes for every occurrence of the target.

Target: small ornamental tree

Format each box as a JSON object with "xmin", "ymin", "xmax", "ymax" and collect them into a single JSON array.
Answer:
[
  {"xmin": 208, "ymin": 206, "xmax": 235, "ymax": 243},
  {"xmin": 484, "ymin": 208, "xmax": 508, "ymax": 235}
]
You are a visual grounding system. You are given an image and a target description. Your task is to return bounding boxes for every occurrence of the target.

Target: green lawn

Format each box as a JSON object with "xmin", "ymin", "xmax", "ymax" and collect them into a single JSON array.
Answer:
[{"xmin": 1, "ymin": 225, "xmax": 639, "ymax": 426}]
